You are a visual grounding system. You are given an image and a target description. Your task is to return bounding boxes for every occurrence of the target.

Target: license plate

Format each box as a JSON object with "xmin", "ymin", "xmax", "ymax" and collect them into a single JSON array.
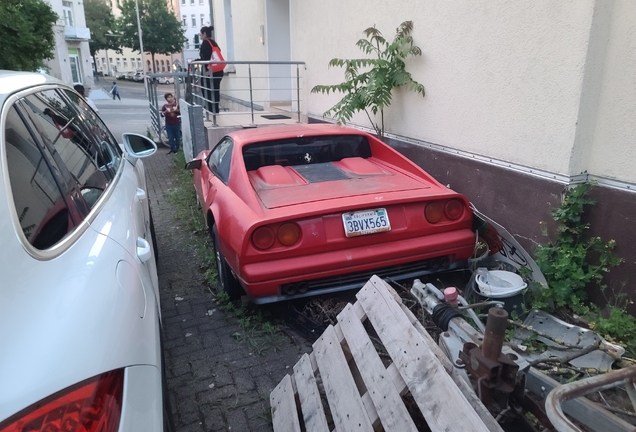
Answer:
[{"xmin": 342, "ymin": 208, "xmax": 391, "ymax": 237}]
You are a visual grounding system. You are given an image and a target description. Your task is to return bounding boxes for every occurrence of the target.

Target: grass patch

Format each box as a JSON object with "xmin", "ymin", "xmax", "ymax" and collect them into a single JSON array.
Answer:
[{"xmin": 166, "ymin": 151, "xmax": 289, "ymax": 353}]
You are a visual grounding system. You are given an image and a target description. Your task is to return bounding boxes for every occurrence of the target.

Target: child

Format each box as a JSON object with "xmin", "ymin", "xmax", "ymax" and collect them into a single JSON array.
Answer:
[{"xmin": 161, "ymin": 93, "xmax": 181, "ymax": 154}]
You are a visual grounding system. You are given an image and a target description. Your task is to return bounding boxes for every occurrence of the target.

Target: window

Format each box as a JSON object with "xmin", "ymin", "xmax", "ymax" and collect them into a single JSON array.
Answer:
[
  {"xmin": 190, "ymin": 0, "xmax": 194, "ymax": 4},
  {"xmin": 5, "ymin": 106, "xmax": 74, "ymax": 249},
  {"xmin": 123, "ymin": 58, "xmax": 128, "ymax": 68},
  {"xmin": 191, "ymin": 14, "xmax": 196, "ymax": 27},
  {"xmin": 116, "ymin": 58, "xmax": 121, "ymax": 69},
  {"xmin": 194, "ymin": 34, "xmax": 200, "ymax": 49},
  {"xmin": 199, "ymin": 0, "xmax": 204, "ymax": 4},
  {"xmin": 62, "ymin": 1, "xmax": 74, "ymax": 26},
  {"xmin": 242, "ymin": 135, "xmax": 372, "ymax": 171},
  {"xmin": 208, "ymin": 139, "xmax": 233, "ymax": 183},
  {"xmin": 182, "ymin": 15, "xmax": 186, "ymax": 26},
  {"xmin": 200, "ymin": 14, "xmax": 204, "ymax": 25},
  {"xmin": 181, "ymin": 0, "xmax": 185, "ymax": 4},
  {"xmin": 5, "ymin": 87, "xmax": 123, "ymax": 249},
  {"xmin": 68, "ymin": 49, "xmax": 81, "ymax": 84}
]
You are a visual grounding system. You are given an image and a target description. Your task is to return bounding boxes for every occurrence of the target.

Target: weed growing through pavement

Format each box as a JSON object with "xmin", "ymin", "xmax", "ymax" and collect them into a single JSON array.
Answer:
[{"xmin": 167, "ymin": 151, "xmax": 289, "ymax": 354}]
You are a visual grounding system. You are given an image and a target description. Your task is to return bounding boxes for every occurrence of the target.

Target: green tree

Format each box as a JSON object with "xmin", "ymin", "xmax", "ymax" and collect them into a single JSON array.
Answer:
[
  {"xmin": 116, "ymin": 0, "xmax": 185, "ymax": 72},
  {"xmin": 311, "ymin": 21, "xmax": 425, "ymax": 138},
  {"xmin": 0, "ymin": 0, "xmax": 58, "ymax": 71},
  {"xmin": 84, "ymin": 0, "xmax": 120, "ymax": 66}
]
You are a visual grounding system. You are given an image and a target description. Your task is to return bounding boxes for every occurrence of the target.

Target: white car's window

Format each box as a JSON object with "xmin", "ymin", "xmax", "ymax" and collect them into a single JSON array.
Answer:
[
  {"xmin": 208, "ymin": 138, "xmax": 233, "ymax": 183},
  {"xmin": 62, "ymin": 89, "xmax": 122, "ymax": 174},
  {"xmin": 4, "ymin": 106, "xmax": 78, "ymax": 249},
  {"xmin": 19, "ymin": 90, "xmax": 111, "ymax": 209}
]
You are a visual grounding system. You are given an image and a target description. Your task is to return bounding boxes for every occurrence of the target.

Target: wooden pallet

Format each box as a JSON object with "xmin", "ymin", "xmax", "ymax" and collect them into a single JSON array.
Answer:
[{"xmin": 270, "ymin": 275, "xmax": 503, "ymax": 432}]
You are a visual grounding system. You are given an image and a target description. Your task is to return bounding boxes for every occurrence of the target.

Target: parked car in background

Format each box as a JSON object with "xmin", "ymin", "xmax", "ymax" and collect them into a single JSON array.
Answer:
[
  {"xmin": 116, "ymin": 72, "xmax": 127, "ymax": 80},
  {"xmin": 158, "ymin": 76, "xmax": 175, "ymax": 85},
  {"xmin": 133, "ymin": 72, "xmax": 144, "ymax": 82},
  {"xmin": 186, "ymin": 124, "xmax": 476, "ymax": 303},
  {"xmin": 0, "ymin": 71, "xmax": 170, "ymax": 431}
]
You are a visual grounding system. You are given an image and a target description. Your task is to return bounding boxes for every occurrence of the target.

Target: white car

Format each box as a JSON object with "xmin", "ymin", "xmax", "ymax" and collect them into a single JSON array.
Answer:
[
  {"xmin": 0, "ymin": 71, "xmax": 171, "ymax": 431},
  {"xmin": 157, "ymin": 76, "xmax": 175, "ymax": 85}
]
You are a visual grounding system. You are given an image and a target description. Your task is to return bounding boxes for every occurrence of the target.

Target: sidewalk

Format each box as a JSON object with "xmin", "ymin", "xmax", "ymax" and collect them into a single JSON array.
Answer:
[{"xmin": 144, "ymin": 152, "xmax": 312, "ymax": 431}]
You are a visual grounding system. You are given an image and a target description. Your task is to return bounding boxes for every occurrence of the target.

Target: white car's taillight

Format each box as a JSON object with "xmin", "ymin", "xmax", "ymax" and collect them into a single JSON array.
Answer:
[{"xmin": 0, "ymin": 369, "xmax": 124, "ymax": 432}]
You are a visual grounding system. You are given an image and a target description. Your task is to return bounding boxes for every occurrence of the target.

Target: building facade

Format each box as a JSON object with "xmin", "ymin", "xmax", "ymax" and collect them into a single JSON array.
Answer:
[
  {"xmin": 45, "ymin": 0, "xmax": 93, "ymax": 87},
  {"xmin": 210, "ymin": 0, "xmax": 636, "ymax": 311},
  {"xmin": 179, "ymin": 0, "xmax": 213, "ymax": 64}
]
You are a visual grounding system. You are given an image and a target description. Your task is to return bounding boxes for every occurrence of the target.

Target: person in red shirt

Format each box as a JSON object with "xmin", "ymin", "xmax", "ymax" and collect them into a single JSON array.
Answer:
[{"xmin": 161, "ymin": 93, "xmax": 181, "ymax": 154}]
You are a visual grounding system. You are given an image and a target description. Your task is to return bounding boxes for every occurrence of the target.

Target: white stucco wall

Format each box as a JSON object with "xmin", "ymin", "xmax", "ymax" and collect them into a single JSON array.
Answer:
[
  {"xmin": 292, "ymin": 0, "xmax": 601, "ymax": 177},
  {"xmin": 585, "ymin": 0, "xmax": 636, "ymax": 182},
  {"xmin": 218, "ymin": 0, "xmax": 635, "ymax": 185}
]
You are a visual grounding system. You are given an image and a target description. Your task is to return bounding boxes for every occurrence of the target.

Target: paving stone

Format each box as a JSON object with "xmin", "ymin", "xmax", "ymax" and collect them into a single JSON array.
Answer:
[{"xmin": 138, "ymin": 151, "xmax": 314, "ymax": 431}]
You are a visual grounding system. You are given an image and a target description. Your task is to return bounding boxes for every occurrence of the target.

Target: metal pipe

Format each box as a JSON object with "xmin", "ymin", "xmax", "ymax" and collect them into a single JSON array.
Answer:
[
  {"xmin": 457, "ymin": 295, "xmax": 487, "ymax": 333},
  {"xmin": 296, "ymin": 64, "xmax": 301, "ymax": 123},
  {"xmin": 248, "ymin": 63, "xmax": 254, "ymax": 126},
  {"xmin": 545, "ymin": 365, "xmax": 636, "ymax": 432},
  {"xmin": 482, "ymin": 308, "xmax": 508, "ymax": 361}
]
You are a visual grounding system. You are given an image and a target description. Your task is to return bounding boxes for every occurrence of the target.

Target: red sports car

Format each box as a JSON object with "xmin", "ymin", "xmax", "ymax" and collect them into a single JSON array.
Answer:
[{"xmin": 186, "ymin": 124, "xmax": 475, "ymax": 303}]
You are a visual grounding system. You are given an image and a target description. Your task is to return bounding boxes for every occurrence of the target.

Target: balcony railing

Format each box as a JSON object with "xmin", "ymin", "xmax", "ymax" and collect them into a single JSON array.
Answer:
[
  {"xmin": 64, "ymin": 26, "xmax": 91, "ymax": 40},
  {"xmin": 186, "ymin": 60, "xmax": 306, "ymax": 127}
]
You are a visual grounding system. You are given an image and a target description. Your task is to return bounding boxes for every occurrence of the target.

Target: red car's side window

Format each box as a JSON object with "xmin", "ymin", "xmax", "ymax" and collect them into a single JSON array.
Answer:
[{"xmin": 208, "ymin": 138, "xmax": 233, "ymax": 183}]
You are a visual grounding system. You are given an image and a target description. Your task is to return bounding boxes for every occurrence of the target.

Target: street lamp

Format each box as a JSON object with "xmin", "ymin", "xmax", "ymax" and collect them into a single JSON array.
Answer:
[{"xmin": 134, "ymin": 0, "xmax": 148, "ymax": 95}]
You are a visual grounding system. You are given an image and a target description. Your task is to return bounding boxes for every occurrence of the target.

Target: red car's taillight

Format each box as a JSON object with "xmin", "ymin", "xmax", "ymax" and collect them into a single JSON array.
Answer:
[
  {"xmin": 425, "ymin": 201, "xmax": 445, "ymax": 224},
  {"xmin": 252, "ymin": 226, "xmax": 276, "ymax": 250},
  {"xmin": 0, "ymin": 369, "xmax": 124, "ymax": 432},
  {"xmin": 444, "ymin": 199, "xmax": 464, "ymax": 220},
  {"xmin": 277, "ymin": 223, "xmax": 301, "ymax": 246}
]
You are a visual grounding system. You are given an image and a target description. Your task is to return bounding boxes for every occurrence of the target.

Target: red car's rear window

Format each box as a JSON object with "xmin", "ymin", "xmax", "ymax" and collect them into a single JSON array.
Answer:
[{"xmin": 242, "ymin": 135, "xmax": 371, "ymax": 171}]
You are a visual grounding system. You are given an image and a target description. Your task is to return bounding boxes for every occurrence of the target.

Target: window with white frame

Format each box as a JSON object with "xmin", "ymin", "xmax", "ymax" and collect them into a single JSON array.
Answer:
[
  {"xmin": 123, "ymin": 58, "xmax": 128, "ymax": 68},
  {"xmin": 190, "ymin": 0, "xmax": 194, "ymax": 4},
  {"xmin": 194, "ymin": 34, "xmax": 200, "ymax": 49},
  {"xmin": 182, "ymin": 15, "xmax": 186, "ymax": 26},
  {"xmin": 191, "ymin": 14, "xmax": 196, "ymax": 27},
  {"xmin": 181, "ymin": 0, "xmax": 185, "ymax": 4},
  {"xmin": 62, "ymin": 1, "xmax": 74, "ymax": 26},
  {"xmin": 200, "ymin": 14, "xmax": 204, "ymax": 25}
]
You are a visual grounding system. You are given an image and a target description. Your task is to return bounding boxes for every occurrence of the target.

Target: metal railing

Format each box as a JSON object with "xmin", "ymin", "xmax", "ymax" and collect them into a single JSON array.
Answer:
[{"xmin": 187, "ymin": 60, "xmax": 306, "ymax": 126}]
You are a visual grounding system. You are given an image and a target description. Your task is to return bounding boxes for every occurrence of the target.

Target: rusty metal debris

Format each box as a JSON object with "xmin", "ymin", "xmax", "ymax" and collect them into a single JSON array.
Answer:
[{"xmin": 545, "ymin": 365, "xmax": 636, "ymax": 432}]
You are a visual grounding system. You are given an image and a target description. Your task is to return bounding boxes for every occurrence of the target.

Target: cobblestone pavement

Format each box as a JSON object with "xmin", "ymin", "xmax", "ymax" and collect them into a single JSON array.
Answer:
[{"xmin": 144, "ymin": 151, "xmax": 313, "ymax": 431}]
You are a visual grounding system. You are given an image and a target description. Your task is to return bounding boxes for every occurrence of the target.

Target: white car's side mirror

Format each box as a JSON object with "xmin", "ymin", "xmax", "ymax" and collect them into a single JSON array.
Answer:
[{"xmin": 122, "ymin": 133, "xmax": 157, "ymax": 163}]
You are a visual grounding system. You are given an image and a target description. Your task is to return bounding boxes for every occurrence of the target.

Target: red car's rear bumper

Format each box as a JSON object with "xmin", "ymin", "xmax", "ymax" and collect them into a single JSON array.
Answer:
[{"xmin": 239, "ymin": 229, "xmax": 475, "ymax": 300}]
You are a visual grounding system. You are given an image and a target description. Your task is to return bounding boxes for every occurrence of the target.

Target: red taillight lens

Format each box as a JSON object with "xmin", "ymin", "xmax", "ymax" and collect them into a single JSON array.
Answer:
[
  {"xmin": 445, "ymin": 199, "xmax": 463, "ymax": 220},
  {"xmin": 277, "ymin": 223, "xmax": 301, "ymax": 246},
  {"xmin": 252, "ymin": 226, "xmax": 275, "ymax": 250},
  {"xmin": 425, "ymin": 201, "xmax": 445, "ymax": 224},
  {"xmin": 0, "ymin": 369, "xmax": 124, "ymax": 432}
]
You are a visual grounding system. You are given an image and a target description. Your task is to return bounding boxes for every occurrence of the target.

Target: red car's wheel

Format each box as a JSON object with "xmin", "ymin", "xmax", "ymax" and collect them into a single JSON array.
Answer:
[{"xmin": 212, "ymin": 225, "xmax": 244, "ymax": 300}]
